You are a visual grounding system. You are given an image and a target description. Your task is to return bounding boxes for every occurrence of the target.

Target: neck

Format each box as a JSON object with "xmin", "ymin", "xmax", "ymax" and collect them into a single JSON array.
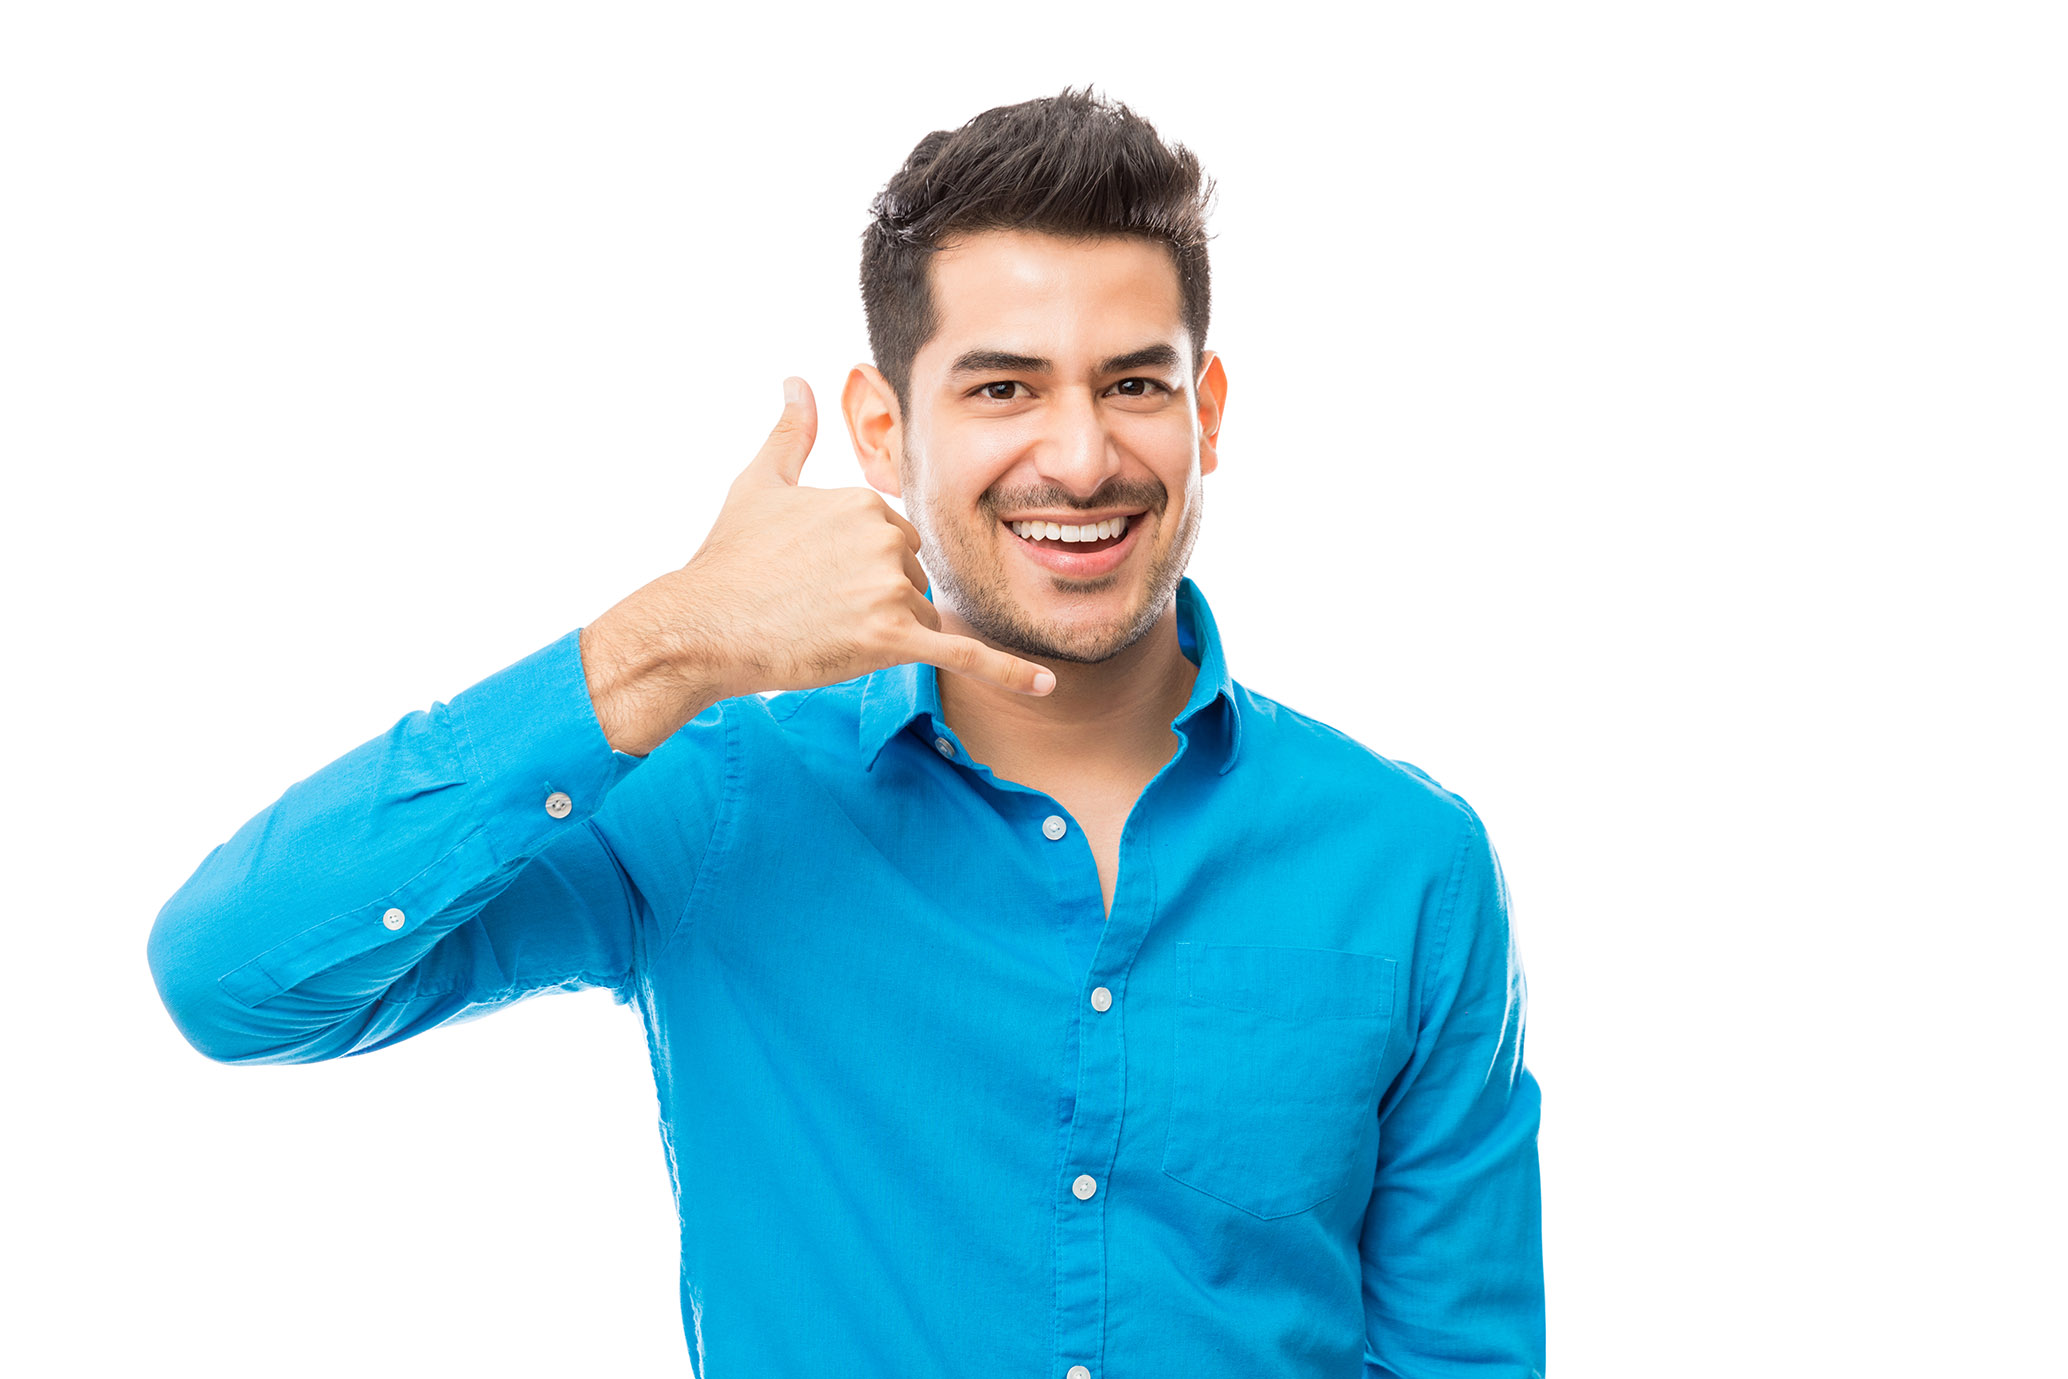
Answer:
[{"xmin": 934, "ymin": 597, "xmax": 1199, "ymax": 780}]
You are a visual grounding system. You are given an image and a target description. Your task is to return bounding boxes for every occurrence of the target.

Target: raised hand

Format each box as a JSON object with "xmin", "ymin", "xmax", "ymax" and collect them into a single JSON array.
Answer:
[{"xmin": 580, "ymin": 377, "xmax": 1055, "ymax": 756}]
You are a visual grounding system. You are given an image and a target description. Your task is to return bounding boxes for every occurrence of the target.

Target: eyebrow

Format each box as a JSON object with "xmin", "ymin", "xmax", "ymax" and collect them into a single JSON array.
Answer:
[{"xmin": 946, "ymin": 342, "xmax": 1183, "ymax": 379}]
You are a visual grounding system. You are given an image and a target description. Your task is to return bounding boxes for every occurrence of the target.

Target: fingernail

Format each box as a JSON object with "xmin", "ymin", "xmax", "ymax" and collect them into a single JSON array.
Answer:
[
  {"xmin": 783, "ymin": 377, "xmax": 803, "ymax": 405},
  {"xmin": 1032, "ymin": 670, "xmax": 1056, "ymax": 694}
]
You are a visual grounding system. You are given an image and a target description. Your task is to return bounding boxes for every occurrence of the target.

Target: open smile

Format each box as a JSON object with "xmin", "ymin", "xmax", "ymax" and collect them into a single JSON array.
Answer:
[{"xmin": 1000, "ymin": 511, "xmax": 1143, "ymax": 577}]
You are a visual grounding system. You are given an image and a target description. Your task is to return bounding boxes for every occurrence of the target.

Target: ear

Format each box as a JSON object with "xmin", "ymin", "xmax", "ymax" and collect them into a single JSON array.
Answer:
[
  {"xmin": 1195, "ymin": 350, "xmax": 1227, "ymax": 477},
  {"xmin": 842, "ymin": 363, "xmax": 904, "ymax": 498}
]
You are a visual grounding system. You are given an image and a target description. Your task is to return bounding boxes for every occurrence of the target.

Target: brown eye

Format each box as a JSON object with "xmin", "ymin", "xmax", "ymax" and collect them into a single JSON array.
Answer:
[
  {"xmin": 1113, "ymin": 378, "xmax": 1164, "ymax": 397},
  {"xmin": 982, "ymin": 381, "xmax": 1020, "ymax": 400}
]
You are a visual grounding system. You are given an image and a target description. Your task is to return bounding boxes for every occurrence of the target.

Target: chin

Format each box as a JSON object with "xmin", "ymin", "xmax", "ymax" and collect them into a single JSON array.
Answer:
[
  {"xmin": 990, "ymin": 583, "xmax": 1163, "ymax": 665},
  {"xmin": 925, "ymin": 509, "xmax": 1194, "ymax": 666}
]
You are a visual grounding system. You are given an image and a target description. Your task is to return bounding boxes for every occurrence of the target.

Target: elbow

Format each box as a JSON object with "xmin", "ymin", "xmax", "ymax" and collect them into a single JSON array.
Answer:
[
  {"xmin": 146, "ymin": 892, "xmax": 334, "ymax": 1066},
  {"xmin": 146, "ymin": 902, "xmax": 262, "ymax": 1064}
]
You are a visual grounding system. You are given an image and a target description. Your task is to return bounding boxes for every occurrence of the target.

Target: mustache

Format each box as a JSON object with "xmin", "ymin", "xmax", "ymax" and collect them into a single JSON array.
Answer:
[{"xmin": 979, "ymin": 478, "xmax": 1166, "ymax": 516}]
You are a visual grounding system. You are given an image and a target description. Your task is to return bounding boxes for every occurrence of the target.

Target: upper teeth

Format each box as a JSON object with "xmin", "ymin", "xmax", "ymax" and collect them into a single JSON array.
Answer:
[{"xmin": 1011, "ymin": 516, "xmax": 1129, "ymax": 542}]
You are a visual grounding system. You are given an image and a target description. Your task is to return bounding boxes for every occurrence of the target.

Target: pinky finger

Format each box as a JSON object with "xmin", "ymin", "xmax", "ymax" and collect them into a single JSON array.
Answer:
[{"xmin": 903, "ymin": 626, "xmax": 1056, "ymax": 697}]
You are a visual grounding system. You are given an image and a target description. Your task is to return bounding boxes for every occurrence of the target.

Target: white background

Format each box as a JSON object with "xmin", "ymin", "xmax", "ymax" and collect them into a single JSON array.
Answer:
[{"xmin": 3, "ymin": 3, "xmax": 2061, "ymax": 1374}]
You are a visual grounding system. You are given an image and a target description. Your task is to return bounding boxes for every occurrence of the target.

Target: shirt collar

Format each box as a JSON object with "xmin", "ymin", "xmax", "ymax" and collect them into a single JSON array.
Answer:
[{"xmin": 859, "ymin": 576, "xmax": 1242, "ymax": 776}]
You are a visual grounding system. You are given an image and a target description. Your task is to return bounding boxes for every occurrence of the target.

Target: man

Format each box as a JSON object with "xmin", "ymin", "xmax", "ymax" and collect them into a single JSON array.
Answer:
[{"xmin": 149, "ymin": 89, "xmax": 1544, "ymax": 1376}]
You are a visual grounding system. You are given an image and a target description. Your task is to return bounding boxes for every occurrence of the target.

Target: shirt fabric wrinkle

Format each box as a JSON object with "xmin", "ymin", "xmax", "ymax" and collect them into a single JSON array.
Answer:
[{"xmin": 147, "ymin": 575, "xmax": 1545, "ymax": 1377}]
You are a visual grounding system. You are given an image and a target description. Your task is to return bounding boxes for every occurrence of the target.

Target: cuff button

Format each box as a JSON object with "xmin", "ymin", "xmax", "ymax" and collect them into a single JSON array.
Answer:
[
  {"xmin": 544, "ymin": 791, "xmax": 573, "ymax": 819},
  {"xmin": 381, "ymin": 908, "xmax": 406, "ymax": 931}
]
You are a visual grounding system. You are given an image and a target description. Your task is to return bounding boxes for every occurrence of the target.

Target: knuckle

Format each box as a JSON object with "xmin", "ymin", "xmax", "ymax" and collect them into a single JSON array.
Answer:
[{"xmin": 865, "ymin": 605, "xmax": 909, "ymax": 644}]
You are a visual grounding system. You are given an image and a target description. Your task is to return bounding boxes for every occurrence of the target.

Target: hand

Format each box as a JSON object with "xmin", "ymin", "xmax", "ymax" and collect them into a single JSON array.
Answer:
[{"xmin": 581, "ymin": 377, "xmax": 1055, "ymax": 756}]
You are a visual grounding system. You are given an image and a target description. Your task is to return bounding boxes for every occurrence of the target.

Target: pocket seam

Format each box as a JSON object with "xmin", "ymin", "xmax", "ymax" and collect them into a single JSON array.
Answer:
[
  {"xmin": 1162, "ymin": 941, "xmax": 1398, "ymax": 1220},
  {"xmin": 1183, "ymin": 942, "xmax": 1397, "ymax": 1018}
]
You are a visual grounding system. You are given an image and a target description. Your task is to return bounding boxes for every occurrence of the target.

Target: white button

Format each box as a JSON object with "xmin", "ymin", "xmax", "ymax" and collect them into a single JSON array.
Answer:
[
  {"xmin": 1068, "ymin": 1368, "xmax": 1091, "ymax": 1379},
  {"xmin": 544, "ymin": 791, "xmax": 572, "ymax": 818},
  {"xmin": 934, "ymin": 736, "xmax": 955, "ymax": 758},
  {"xmin": 1042, "ymin": 815, "xmax": 1067, "ymax": 840},
  {"xmin": 381, "ymin": 908, "xmax": 405, "ymax": 931},
  {"xmin": 1071, "ymin": 1174, "xmax": 1097, "ymax": 1200},
  {"xmin": 1090, "ymin": 986, "xmax": 1112, "ymax": 1012}
]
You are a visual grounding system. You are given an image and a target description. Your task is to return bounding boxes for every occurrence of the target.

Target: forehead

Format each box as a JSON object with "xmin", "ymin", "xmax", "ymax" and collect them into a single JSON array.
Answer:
[{"xmin": 920, "ymin": 230, "xmax": 1186, "ymax": 370}]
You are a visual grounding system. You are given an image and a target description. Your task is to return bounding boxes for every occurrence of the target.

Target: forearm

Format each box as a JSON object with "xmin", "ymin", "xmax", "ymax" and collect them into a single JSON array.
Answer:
[{"xmin": 146, "ymin": 630, "xmax": 632, "ymax": 1063}]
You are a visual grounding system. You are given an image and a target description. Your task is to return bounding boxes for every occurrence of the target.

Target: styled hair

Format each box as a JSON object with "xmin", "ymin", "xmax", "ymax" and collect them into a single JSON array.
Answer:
[{"xmin": 860, "ymin": 87, "xmax": 1215, "ymax": 415}]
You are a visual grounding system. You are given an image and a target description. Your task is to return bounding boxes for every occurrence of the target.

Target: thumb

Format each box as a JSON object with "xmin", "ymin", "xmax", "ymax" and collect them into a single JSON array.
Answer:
[{"xmin": 748, "ymin": 376, "xmax": 818, "ymax": 485}]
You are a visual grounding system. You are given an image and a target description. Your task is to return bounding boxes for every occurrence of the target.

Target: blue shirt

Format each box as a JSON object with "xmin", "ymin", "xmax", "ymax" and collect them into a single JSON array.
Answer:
[{"xmin": 148, "ymin": 577, "xmax": 1544, "ymax": 1377}]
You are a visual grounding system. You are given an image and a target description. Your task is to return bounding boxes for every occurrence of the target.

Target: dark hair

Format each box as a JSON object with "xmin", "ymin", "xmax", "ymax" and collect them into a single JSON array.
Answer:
[{"xmin": 861, "ymin": 87, "xmax": 1215, "ymax": 415}]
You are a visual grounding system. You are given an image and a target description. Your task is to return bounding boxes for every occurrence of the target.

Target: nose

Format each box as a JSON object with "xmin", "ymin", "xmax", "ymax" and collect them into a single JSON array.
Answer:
[{"xmin": 1031, "ymin": 387, "xmax": 1121, "ymax": 498}]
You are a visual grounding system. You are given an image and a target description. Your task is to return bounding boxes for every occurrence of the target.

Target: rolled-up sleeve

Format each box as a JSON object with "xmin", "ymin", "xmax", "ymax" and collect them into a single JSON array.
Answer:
[
  {"xmin": 146, "ymin": 628, "xmax": 645, "ymax": 1065},
  {"xmin": 1362, "ymin": 804, "xmax": 1545, "ymax": 1377}
]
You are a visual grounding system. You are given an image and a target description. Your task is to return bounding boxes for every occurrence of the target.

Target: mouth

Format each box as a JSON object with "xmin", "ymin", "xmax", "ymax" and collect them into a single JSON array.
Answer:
[{"xmin": 1000, "ymin": 511, "xmax": 1143, "ymax": 577}]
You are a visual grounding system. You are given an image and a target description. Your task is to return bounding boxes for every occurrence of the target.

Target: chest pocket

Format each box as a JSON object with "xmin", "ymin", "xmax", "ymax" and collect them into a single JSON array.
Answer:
[{"xmin": 1160, "ymin": 941, "xmax": 1397, "ymax": 1220}]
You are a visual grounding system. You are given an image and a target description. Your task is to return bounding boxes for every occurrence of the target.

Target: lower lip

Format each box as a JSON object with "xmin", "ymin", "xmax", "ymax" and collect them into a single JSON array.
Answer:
[{"xmin": 1003, "ymin": 518, "xmax": 1143, "ymax": 578}]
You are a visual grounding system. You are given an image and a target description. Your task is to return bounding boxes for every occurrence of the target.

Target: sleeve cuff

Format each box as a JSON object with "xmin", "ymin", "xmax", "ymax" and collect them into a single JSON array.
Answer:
[{"xmin": 447, "ymin": 627, "xmax": 631, "ymax": 865}]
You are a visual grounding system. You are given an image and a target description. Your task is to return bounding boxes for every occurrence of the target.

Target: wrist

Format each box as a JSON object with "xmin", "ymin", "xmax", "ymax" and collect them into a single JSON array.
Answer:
[{"xmin": 579, "ymin": 594, "xmax": 732, "ymax": 756}]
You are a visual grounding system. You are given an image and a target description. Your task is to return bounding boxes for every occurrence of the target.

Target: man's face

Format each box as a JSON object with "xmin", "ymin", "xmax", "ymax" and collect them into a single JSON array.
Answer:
[{"xmin": 890, "ymin": 230, "xmax": 1222, "ymax": 665}]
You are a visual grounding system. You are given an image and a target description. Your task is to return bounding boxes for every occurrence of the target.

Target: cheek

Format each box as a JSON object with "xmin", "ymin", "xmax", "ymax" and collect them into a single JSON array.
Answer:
[
  {"xmin": 934, "ymin": 423, "xmax": 1038, "ymax": 503},
  {"xmin": 963, "ymin": 417, "xmax": 1045, "ymax": 469},
  {"xmin": 1114, "ymin": 413, "xmax": 1197, "ymax": 482}
]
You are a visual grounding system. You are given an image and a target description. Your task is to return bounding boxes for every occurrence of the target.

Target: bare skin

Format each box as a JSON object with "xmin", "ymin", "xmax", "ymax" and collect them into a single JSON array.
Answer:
[
  {"xmin": 579, "ymin": 380, "xmax": 1058, "ymax": 758},
  {"xmin": 843, "ymin": 232, "xmax": 1226, "ymax": 915},
  {"xmin": 938, "ymin": 610, "xmax": 1196, "ymax": 916},
  {"xmin": 582, "ymin": 232, "xmax": 1227, "ymax": 924}
]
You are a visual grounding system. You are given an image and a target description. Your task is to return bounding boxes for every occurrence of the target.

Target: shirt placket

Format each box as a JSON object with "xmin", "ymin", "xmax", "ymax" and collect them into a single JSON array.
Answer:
[{"xmin": 924, "ymin": 711, "xmax": 1193, "ymax": 1379}]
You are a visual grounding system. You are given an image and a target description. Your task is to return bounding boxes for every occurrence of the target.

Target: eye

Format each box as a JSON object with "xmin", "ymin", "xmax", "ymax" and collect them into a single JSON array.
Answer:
[
  {"xmin": 976, "ymin": 381, "xmax": 1025, "ymax": 401},
  {"xmin": 1110, "ymin": 377, "xmax": 1171, "ymax": 398}
]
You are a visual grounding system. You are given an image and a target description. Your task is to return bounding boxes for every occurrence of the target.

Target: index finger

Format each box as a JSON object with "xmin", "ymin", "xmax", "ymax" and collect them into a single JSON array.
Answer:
[{"xmin": 901, "ymin": 625, "xmax": 1056, "ymax": 696}]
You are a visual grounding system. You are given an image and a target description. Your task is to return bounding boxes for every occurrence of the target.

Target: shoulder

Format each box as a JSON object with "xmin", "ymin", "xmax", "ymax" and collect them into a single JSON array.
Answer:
[
  {"xmin": 702, "ymin": 675, "xmax": 873, "ymax": 775},
  {"xmin": 761, "ymin": 676, "xmax": 868, "ymax": 744},
  {"xmin": 595, "ymin": 676, "xmax": 871, "ymax": 846},
  {"xmin": 1229, "ymin": 679, "xmax": 1490, "ymax": 851}
]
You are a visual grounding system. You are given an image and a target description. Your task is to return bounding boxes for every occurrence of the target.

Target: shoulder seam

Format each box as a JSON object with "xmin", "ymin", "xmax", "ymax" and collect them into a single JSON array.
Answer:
[
  {"xmin": 652, "ymin": 701, "xmax": 742, "ymax": 965},
  {"xmin": 1236, "ymin": 684, "xmax": 1478, "ymax": 818},
  {"xmin": 1422, "ymin": 803, "xmax": 1486, "ymax": 1023}
]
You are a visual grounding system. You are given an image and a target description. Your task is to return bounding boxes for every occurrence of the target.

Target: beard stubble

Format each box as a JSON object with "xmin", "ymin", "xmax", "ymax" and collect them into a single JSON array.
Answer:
[{"xmin": 899, "ymin": 444, "xmax": 1204, "ymax": 666}]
